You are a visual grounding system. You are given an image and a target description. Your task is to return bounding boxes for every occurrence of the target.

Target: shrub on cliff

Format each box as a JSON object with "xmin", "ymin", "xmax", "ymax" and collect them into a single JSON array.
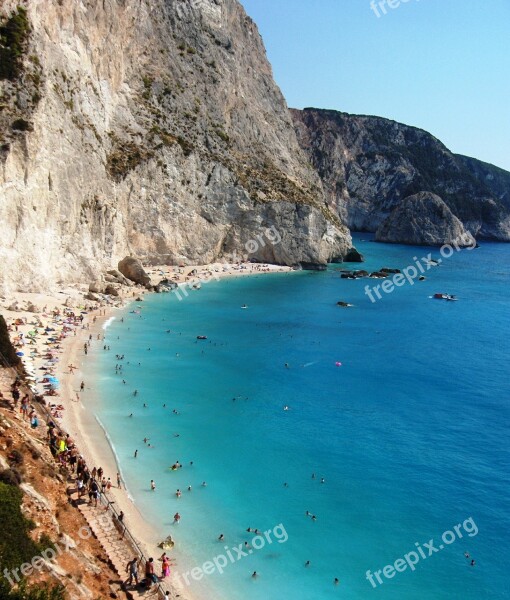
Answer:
[
  {"xmin": 0, "ymin": 468, "xmax": 22, "ymax": 486},
  {"xmin": 0, "ymin": 482, "xmax": 40, "ymax": 572},
  {"xmin": 0, "ymin": 315, "xmax": 20, "ymax": 367},
  {"xmin": 0, "ymin": 7, "xmax": 31, "ymax": 81}
]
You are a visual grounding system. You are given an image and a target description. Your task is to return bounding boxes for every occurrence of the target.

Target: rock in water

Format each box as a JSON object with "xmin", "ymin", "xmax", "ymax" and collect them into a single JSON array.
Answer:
[
  {"xmin": 118, "ymin": 257, "xmax": 151, "ymax": 286},
  {"xmin": 375, "ymin": 192, "xmax": 476, "ymax": 247},
  {"xmin": 342, "ymin": 248, "xmax": 365, "ymax": 262}
]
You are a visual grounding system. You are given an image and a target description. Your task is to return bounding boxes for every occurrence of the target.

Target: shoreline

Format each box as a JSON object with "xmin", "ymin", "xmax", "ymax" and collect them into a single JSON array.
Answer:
[{"xmin": 1, "ymin": 261, "xmax": 294, "ymax": 600}]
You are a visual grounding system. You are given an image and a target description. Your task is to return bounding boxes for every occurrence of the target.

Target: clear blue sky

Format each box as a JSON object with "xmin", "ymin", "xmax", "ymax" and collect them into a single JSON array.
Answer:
[{"xmin": 241, "ymin": 0, "xmax": 510, "ymax": 171}]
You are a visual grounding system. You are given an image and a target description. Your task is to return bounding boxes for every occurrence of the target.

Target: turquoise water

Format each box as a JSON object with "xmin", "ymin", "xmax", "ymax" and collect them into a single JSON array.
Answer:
[{"xmin": 89, "ymin": 235, "xmax": 510, "ymax": 599}]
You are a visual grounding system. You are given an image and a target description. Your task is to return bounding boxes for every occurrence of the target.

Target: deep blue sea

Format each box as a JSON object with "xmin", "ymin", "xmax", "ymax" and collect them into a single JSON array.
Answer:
[{"xmin": 88, "ymin": 234, "xmax": 510, "ymax": 599}]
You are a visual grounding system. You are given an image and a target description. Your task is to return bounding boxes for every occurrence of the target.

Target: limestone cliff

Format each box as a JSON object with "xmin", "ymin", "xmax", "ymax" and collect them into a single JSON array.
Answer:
[
  {"xmin": 375, "ymin": 192, "xmax": 476, "ymax": 247},
  {"xmin": 0, "ymin": 1, "xmax": 351, "ymax": 294},
  {"xmin": 291, "ymin": 108, "xmax": 510, "ymax": 243}
]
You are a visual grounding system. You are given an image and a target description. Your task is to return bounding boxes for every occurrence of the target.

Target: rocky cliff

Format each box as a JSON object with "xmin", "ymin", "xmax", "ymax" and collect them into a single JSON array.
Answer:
[
  {"xmin": 0, "ymin": 1, "xmax": 352, "ymax": 294},
  {"xmin": 375, "ymin": 192, "xmax": 476, "ymax": 247},
  {"xmin": 291, "ymin": 108, "xmax": 510, "ymax": 244}
]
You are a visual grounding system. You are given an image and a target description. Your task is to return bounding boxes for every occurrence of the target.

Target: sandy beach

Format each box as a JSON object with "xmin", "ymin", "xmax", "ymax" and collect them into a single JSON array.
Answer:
[{"xmin": 1, "ymin": 260, "xmax": 293, "ymax": 600}]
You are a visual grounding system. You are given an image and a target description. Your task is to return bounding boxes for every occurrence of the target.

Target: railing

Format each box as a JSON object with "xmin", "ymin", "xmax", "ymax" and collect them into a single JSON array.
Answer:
[{"xmin": 0, "ymin": 347, "xmax": 168, "ymax": 599}]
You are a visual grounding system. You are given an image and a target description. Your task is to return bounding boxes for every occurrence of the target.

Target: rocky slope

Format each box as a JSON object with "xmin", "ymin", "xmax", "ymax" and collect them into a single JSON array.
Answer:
[
  {"xmin": 291, "ymin": 108, "xmax": 510, "ymax": 244},
  {"xmin": 375, "ymin": 192, "xmax": 476, "ymax": 246},
  {"xmin": 0, "ymin": 1, "xmax": 352, "ymax": 295}
]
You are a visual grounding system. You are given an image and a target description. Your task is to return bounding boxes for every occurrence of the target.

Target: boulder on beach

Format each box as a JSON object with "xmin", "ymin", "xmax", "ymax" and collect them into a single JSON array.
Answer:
[
  {"xmin": 106, "ymin": 269, "xmax": 133, "ymax": 286},
  {"xmin": 104, "ymin": 285, "xmax": 120, "ymax": 297},
  {"xmin": 89, "ymin": 280, "xmax": 104, "ymax": 294},
  {"xmin": 118, "ymin": 256, "xmax": 151, "ymax": 286}
]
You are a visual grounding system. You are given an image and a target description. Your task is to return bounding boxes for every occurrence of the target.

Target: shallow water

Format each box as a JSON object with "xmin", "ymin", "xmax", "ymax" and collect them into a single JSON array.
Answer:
[{"xmin": 88, "ymin": 234, "xmax": 510, "ymax": 599}]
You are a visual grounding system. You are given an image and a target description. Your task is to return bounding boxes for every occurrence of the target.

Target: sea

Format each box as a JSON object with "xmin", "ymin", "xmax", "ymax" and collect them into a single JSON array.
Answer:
[{"xmin": 84, "ymin": 234, "xmax": 510, "ymax": 599}]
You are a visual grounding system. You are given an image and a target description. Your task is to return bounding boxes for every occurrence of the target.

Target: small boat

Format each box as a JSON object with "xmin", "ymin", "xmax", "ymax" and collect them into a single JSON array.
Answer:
[
  {"xmin": 433, "ymin": 293, "xmax": 458, "ymax": 301},
  {"xmin": 196, "ymin": 335, "xmax": 207, "ymax": 340}
]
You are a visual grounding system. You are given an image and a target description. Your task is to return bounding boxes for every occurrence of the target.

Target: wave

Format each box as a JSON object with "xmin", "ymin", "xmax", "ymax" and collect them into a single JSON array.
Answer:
[
  {"xmin": 94, "ymin": 414, "xmax": 134, "ymax": 502},
  {"xmin": 102, "ymin": 316, "xmax": 116, "ymax": 330}
]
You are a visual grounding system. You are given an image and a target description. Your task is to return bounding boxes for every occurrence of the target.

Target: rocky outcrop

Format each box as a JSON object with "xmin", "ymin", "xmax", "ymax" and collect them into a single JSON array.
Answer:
[
  {"xmin": 118, "ymin": 257, "xmax": 151, "ymax": 287},
  {"xmin": 341, "ymin": 247, "xmax": 364, "ymax": 263},
  {"xmin": 291, "ymin": 108, "xmax": 510, "ymax": 242},
  {"xmin": 0, "ymin": 1, "xmax": 352, "ymax": 294},
  {"xmin": 375, "ymin": 192, "xmax": 476, "ymax": 246}
]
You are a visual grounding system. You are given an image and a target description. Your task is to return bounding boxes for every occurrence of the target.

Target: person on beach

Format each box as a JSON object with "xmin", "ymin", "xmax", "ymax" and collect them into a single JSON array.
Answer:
[
  {"xmin": 117, "ymin": 472, "xmax": 122, "ymax": 488},
  {"xmin": 126, "ymin": 557, "xmax": 139, "ymax": 586},
  {"xmin": 161, "ymin": 555, "xmax": 171, "ymax": 578},
  {"xmin": 80, "ymin": 381, "xmax": 85, "ymax": 391},
  {"xmin": 145, "ymin": 558, "xmax": 158, "ymax": 588},
  {"xmin": 89, "ymin": 480, "xmax": 99, "ymax": 507}
]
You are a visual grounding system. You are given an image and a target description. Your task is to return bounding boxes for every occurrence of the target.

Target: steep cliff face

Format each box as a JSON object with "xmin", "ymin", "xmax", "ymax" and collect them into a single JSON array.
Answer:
[
  {"xmin": 375, "ymin": 192, "xmax": 476, "ymax": 247},
  {"xmin": 0, "ymin": 0, "xmax": 351, "ymax": 294},
  {"xmin": 291, "ymin": 108, "xmax": 510, "ymax": 243}
]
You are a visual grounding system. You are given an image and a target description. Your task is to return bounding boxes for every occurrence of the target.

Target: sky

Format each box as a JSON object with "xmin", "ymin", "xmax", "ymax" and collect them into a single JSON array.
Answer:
[{"xmin": 241, "ymin": 0, "xmax": 510, "ymax": 171}]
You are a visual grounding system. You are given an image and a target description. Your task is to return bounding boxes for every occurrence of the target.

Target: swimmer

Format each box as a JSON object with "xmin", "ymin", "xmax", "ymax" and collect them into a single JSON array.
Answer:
[
  {"xmin": 133, "ymin": 390, "xmax": 138, "ymax": 396},
  {"xmin": 283, "ymin": 406, "xmax": 289, "ymax": 411},
  {"xmin": 334, "ymin": 578, "xmax": 339, "ymax": 585},
  {"xmin": 176, "ymin": 489, "xmax": 181, "ymax": 498},
  {"xmin": 251, "ymin": 571, "xmax": 258, "ymax": 578},
  {"xmin": 305, "ymin": 561, "xmax": 310, "ymax": 567},
  {"xmin": 218, "ymin": 534, "xmax": 224, "ymax": 541},
  {"xmin": 187, "ymin": 485, "xmax": 192, "ymax": 491},
  {"xmin": 284, "ymin": 363, "xmax": 289, "ymax": 368},
  {"xmin": 129, "ymin": 413, "xmax": 133, "ymax": 417},
  {"xmin": 470, "ymin": 559, "xmax": 476, "ymax": 566},
  {"xmin": 202, "ymin": 481, "xmax": 207, "ymax": 487},
  {"xmin": 312, "ymin": 473, "xmax": 316, "ymax": 479},
  {"xmin": 283, "ymin": 482, "xmax": 289, "ymax": 487},
  {"xmin": 464, "ymin": 552, "xmax": 470, "ymax": 558},
  {"xmin": 150, "ymin": 480, "xmax": 156, "ymax": 491},
  {"xmin": 173, "ymin": 512, "xmax": 181, "ymax": 523},
  {"xmin": 134, "ymin": 449, "xmax": 138, "ymax": 458},
  {"xmin": 246, "ymin": 527, "xmax": 253, "ymax": 533},
  {"xmin": 244, "ymin": 542, "xmax": 250, "ymax": 549},
  {"xmin": 321, "ymin": 478, "xmax": 325, "ymax": 484}
]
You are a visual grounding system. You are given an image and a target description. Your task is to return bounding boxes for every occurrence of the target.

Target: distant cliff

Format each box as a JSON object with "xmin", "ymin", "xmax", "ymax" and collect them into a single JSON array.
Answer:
[
  {"xmin": 0, "ymin": 1, "xmax": 351, "ymax": 294},
  {"xmin": 291, "ymin": 108, "xmax": 510, "ymax": 244}
]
